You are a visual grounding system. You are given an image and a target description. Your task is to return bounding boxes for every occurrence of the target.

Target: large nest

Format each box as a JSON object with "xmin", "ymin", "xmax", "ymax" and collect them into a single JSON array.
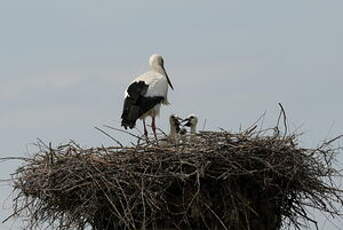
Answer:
[{"xmin": 8, "ymin": 127, "xmax": 343, "ymax": 230}]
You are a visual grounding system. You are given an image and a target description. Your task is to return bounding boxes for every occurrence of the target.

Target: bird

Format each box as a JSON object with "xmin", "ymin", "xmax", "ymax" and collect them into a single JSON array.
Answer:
[
  {"xmin": 121, "ymin": 54, "xmax": 174, "ymax": 139},
  {"xmin": 168, "ymin": 114, "xmax": 183, "ymax": 143},
  {"xmin": 155, "ymin": 114, "xmax": 182, "ymax": 147},
  {"xmin": 182, "ymin": 114, "xmax": 199, "ymax": 143},
  {"xmin": 182, "ymin": 114, "xmax": 198, "ymax": 134},
  {"xmin": 154, "ymin": 114, "xmax": 187, "ymax": 147}
]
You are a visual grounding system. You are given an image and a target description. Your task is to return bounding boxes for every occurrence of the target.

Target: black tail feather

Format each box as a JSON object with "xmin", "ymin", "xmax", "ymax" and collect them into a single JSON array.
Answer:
[
  {"xmin": 121, "ymin": 99, "xmax": 141, "ymax": 129},
  {"xmin": 121, "ymin": 81, "xmax": 164, "ymax": 130},
  {"xmin": 121, "ymin": 96, "xmax": 164, "ymax": 129}
]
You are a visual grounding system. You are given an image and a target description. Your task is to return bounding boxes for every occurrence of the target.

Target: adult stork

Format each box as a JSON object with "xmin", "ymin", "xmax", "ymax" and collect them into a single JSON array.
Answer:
[{"xmin": 121, "ymin": 54, "xmax": 174, "ymax": 138}]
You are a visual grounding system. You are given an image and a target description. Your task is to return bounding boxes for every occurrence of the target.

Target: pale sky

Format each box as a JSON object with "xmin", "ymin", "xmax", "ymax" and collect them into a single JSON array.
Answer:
[{"xmin": 1, "ymin": 1, "xmax": 343, "ymax": 229}]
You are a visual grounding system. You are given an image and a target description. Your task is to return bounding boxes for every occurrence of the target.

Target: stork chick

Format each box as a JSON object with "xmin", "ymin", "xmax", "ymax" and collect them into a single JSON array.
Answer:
[
  {"xmin": 169, "ymin": 114, "xmax": 182, "ymax": 141},
  {"xmin": 157, "ymin": 114, "xmax": 182, "ymax": 146},
  {"xmin": 182, "ymin": 114, "xmax": 198, "ymax": 134}
]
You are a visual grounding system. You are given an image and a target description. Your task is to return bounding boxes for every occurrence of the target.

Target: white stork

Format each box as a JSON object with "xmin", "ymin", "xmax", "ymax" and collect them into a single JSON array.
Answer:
[
  {"xmin": 121, "ymin": 54, "xmax": 174, "ymax": 138},
  {"xmin": 158, "ymin": 114, "xmax": 183, "ymax": 146},
  {"xmin": 168, "ymin": 114, "xmax": 183, "ymax": 142},
  {"xmin": 182, "ymin": 114, "xmax": 198, "ymax": 134},
  {"xmin": 182, "ymin": 114, "xmax": 199, "ymax": 143}
]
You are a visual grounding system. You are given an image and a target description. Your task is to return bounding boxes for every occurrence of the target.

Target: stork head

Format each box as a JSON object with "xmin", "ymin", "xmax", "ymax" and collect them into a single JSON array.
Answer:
[
  {"xmin": 182, "ymin": 114, "xmax": 198, "ymax": 129},
  {"xmin": 169, "ymin": 114, "xmax": 182, "ymax": 127},
  {"xmin": 169, "ymin": 114, "xmax": 183, "ymax": 133},
  {"xmin": 149, "ymin": 54, "xmax": 164, "ymax": 67},
  {"xmin": 149, "ymin": 54, "xmax": 174, "ymax": 90}
]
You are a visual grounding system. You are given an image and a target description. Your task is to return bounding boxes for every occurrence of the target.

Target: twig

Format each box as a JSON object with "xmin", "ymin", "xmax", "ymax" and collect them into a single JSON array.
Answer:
[
  {"xmin": 278, "ymin": 102, "xmax": 288, "ymax": 137},
  {"xmin": 95, "ymin": 126, "xmax": 123, "ymax": 147}
]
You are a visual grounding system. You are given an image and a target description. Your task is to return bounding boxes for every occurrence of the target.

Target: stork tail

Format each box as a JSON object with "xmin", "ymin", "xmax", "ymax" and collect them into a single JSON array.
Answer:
[
  {"xmin": 121, "ymin": 81, "xmax": 165, "ymax": 130},
  {"xmin": 121, "ymin": 98, "xmax": 140, "ymax": 129}
]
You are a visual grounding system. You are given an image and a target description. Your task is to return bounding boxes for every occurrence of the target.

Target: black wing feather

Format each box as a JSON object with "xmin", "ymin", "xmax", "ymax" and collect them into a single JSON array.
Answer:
[{"xmin": 121, "ymin": 81, "xmax": 164, "ymax": 129}]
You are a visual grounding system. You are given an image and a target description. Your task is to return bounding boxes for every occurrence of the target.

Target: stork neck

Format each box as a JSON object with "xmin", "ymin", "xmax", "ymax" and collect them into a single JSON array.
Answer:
[
  {"xmin": 151, "ymin": 65, "xmax": 165, "ymax": 75},
  {"xmin": 190, "ymin": 126, "xmax": 197, "ymax": 134},
  {"xmin": 169, "ymin": 126, "xmax": 177, "ymax": 137},
  {"xmin": 169, "ymin": 125, "xmax": 178, "ymax": 142}
]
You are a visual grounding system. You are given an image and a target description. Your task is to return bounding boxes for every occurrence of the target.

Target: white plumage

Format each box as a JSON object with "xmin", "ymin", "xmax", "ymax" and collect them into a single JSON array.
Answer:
[
  {"xmin": 183, "ymin": 114, "xmax": 198, "ymax": 134},
  {"xmin": 121, "ymin": 54, "xmax": 174, "ymax": 138},
  {"xmin": 158, "ymin": 114, "xmax": 183, "ymax": 146},
  {"xmin": 168, "ymin": 114, "xmax": 182, "ymax": 142},
  {"xmin": 182, "ymin": 114, "xmax": 199, "ymax": 143}
]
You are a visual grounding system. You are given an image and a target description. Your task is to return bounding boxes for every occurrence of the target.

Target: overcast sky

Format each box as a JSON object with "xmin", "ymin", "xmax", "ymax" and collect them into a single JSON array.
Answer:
[{"xmin": 1, "ymin": 1, "xmax": 343, "ymax": 229}]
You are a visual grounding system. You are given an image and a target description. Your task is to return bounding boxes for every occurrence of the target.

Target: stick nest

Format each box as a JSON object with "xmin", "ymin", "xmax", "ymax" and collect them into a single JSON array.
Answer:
[{"xmin": 10, "ymin": 129, "xmax": 343, "ymax": 230}]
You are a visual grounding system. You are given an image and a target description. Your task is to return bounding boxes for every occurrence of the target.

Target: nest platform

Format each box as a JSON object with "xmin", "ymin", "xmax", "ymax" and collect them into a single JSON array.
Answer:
[{"xmin": 9, "ymin": 130, "xmax": 343, "ymax": 230}]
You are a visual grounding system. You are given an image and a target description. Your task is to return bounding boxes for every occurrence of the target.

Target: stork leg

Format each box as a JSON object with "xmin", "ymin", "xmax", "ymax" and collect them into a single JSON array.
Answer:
[
  {"xmin": 143, "ymin": 119, "xmax": 148, "ymax": 138},
  {"xmin": 151, "ymin": 116, "xmax": 158, "ymax": 140}
]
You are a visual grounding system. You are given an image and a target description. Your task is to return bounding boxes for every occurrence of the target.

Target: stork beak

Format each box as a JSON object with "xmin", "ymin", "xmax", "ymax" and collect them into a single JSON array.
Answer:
[
  {"xmin": 176, "ymin": 117, "xmax": 183, "ymax": 121},
  {"xmin": 162, "ymin": 66, "xmax": 174, "ymax": 90},
  {"xmin": 182, "ymin": 118, "xmax": 192, "ymax": 127},
  {"xmin": 174, "ymin": 117, "xmax": 183, "ymax": 126}
]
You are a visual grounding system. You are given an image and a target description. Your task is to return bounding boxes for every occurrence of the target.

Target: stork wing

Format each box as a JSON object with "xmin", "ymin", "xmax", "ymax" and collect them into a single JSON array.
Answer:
[{"xmin": 121, "ymin": 81, "xmax": 164, "ymax": 129}]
